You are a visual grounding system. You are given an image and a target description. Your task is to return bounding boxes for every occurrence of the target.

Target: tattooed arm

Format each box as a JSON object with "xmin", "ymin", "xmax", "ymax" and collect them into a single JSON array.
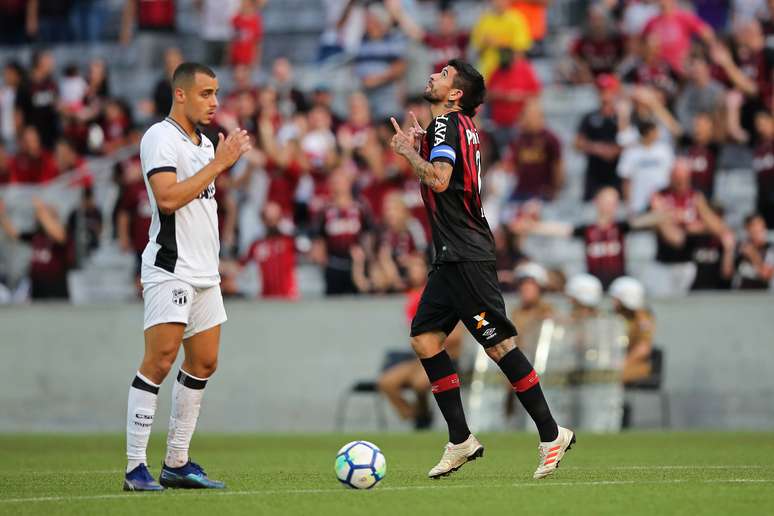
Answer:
[{"xmin": 390, "ymin": 116, "xmax": 453, "ymax": 193}]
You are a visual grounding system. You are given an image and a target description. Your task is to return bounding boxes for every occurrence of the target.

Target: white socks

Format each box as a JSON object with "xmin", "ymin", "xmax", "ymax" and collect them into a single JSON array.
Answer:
[
  {"xmin": 165, "ymin": 369, "xmax": 208, "ymax": 468},
  {"xmin": 126, "ymin": 371, "xmax": 160, "ymax": 473}
]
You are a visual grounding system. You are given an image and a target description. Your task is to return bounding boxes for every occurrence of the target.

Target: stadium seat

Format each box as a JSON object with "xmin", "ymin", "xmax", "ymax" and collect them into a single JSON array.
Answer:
[
  {"xmin": 334, "ymin": 351, "xmax": 416, "ymax": 431},
  {"xmin": 622, "ymin": 347, "xmax": 670, "ymax": 429}
]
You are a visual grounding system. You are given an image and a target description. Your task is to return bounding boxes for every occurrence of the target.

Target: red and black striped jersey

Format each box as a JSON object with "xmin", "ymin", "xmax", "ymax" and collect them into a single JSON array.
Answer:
[{"xmin": 419, "ymin": 111, "xmax": 495, "ymax": 263}]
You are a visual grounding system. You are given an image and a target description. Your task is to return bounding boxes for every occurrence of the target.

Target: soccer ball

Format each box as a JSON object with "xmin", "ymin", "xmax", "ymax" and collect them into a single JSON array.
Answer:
[{"xmin": 334, "ymin": 440, "xmax": 387, "ymax": 489}]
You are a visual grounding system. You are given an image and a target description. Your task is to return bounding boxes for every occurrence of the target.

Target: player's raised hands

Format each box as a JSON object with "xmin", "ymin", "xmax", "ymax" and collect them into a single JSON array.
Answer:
[
  {"xmin": 214, "ymin": 128, "xmax": 252, "ymax": 171},
  {"xmin": 390, "ymin": 117, "xmax": 420, "ymax": 157}
]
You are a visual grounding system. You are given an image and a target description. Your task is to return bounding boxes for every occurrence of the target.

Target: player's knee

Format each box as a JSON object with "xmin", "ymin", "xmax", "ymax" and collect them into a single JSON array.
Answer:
[
  {"xmin": 190, "ymin": 358, "xmax": 218, "ymax": 379},
  {"xmin": 484, "ymin": 337, "xmax": 517, "ymax": 362},
  {"xmin": 410, "ymin": 334, "xmax": 443, "ymax": 359},
  {"xmin": 376, "ymin": 374, "xmax": 394, "ymax": 393}
]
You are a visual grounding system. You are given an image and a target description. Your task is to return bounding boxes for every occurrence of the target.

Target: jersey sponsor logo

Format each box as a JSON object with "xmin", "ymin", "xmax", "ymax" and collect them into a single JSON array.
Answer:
[
  {"xmin": 434, "ymin": 115, "xmax": 449, "ymax": 147},
  {"xmin": 172, "ymin": 288, "xmax": 189, "ymax": 306},
  {"xmin": 197, "ymin": 183, "xmax": 216, "ymax": 200},
  {"xmin": 587, "ymin": 240, "xmax": 622, "ymax": 258},
  {"xmin": 474, "ymin": 312, "xmax": 489, "ymax": 329}
]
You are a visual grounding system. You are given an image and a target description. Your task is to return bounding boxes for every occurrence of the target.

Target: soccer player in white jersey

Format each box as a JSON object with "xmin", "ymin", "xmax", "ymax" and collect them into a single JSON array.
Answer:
[{"xmin": 123, "ymin": 62, "xmax": 251, "ymax": 491}]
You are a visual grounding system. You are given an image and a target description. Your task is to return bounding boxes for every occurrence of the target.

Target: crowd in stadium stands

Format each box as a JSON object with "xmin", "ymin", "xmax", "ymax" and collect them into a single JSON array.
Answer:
[{"xmin": 0, "ymin": 0, "xmax": 773, "ymax": 303}]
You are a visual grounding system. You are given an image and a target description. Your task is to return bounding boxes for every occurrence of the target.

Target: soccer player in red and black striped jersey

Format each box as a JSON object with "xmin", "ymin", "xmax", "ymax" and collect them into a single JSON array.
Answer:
[{"xmin": 390, "ymin": 59, "xmax": 575, "ymax": 480}]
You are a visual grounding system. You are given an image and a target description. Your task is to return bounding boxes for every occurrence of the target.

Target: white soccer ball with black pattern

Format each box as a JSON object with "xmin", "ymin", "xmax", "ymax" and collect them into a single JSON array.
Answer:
[{"xmin": 334, "ymin": 440, "xmax": 387, "ymax": 489}]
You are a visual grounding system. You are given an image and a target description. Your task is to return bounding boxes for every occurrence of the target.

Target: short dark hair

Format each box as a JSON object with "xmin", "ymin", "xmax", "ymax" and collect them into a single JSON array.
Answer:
[
  {"xmin": 447, "ymin": 59, "xmax": 485, "ymax": 117},
  {"xmin": 172, "ymin": 62, "xmax": 216, "ymax": 89},
  {"xmin": 744, "ymin": 212, "xmax": 764, "ymax": 226}
]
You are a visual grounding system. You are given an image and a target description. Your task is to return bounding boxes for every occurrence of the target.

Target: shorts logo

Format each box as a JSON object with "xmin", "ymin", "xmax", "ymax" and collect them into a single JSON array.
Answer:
[
  {"xmin": 474, "ymin": 312, "xmax": 489, "ymax": 329},
  {"xmin": 172, "ymin": 288, "xmax": 189, "ymax": 306},
  {"xmin": 483, "ymin": 328, "xmax": 497, "ymax": 339}
]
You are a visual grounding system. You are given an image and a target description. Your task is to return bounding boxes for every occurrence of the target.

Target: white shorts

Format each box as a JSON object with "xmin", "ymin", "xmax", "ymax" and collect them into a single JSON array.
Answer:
[{"xmin": 143, "ymin": 280, "xmax": 227, "ymax": 339}]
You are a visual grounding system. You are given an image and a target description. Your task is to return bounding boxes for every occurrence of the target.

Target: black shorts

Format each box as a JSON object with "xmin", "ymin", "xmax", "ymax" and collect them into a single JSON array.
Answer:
[{"xmin": 410, "ymin": 261, "xmax": 517, "ymax": 347}]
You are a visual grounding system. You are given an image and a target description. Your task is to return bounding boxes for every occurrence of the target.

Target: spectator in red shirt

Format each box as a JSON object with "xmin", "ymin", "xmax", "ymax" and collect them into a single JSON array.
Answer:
[
  {"xmin": 116, "ymin": 157, "xmax": 152, "ymax": 289},
  {"xmin": 230, "ymin": 0, "xmax": 264, "ymax": 67},
  {"xmin": 311, "ymin": 167, "xmax": 374, "ymax": 296},
  {"xmin": 514, "ymin": 187, "xmax": 666, "ymax": 289},
  {"xmin": 568, "ymin": 4, "xmax": 624, "ymax": 84},
  {"xmin": 733, "ymin": 213, "xmax": 774, "ymax": 289},
  {"xmin": 391, "ymin": 6, "xmax": 469, "ymax": 73},
  {"xmin": 9, "ymin": 126, "xmax": 58, "ymax": 184},
  {"xmin": 621, "ymin": 34, "xmax": 681, "ymax": 106},
  {"xmin": 0, "ymin": 197, "xmax": 71, "ymax": 299},
  {"xmin": 754, "ymin": 110, "xmax": 774, "ymax": 228},
  {"xmin": 24, "ymin": 50, "xmax": 59, "ymax": 149},
  {"xmin": 679, "ymin": 113, "xmax": 719, "ymax": 199},
  {"xmin": 642, "ymin": 0, "xmax": 714, "ymax": 74},
  {"xmin": 487, "ymin": 48, "xmax": 541, "ymax": 154},
  {"xmin": 0, "ymin": 143, "xmax": 10, "ymax": 184},
  {"xmin": 240, "ymin": 201, "xmax": 298, "ymax": 299},
  {"xmin": 509, "ymin": 100, "xmax": 563, "ymax": 201}
]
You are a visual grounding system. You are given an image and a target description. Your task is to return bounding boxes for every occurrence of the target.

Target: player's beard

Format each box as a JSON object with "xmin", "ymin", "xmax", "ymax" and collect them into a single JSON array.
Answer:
[{"xmin": 422, "ymin": 87, "xmax": 443, "ymax": 104}]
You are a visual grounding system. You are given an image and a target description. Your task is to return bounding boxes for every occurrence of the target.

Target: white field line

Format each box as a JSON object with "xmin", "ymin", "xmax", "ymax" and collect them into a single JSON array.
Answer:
[
  {"xmin": 1, "ymin": 479, "xmax": 773, "ymax": 505},
  {"xmin": 1, "ymin": 464, "xmax": 768, "ymax": 476}
]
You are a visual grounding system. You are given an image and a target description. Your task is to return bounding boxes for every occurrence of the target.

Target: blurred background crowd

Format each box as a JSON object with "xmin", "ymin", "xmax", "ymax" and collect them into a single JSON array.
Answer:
[{"xmin": 0, "ymin": 0, "xmax": 773, "ymax": 305}]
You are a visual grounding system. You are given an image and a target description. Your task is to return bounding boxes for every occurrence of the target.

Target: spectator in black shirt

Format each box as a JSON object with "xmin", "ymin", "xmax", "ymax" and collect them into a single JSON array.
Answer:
[
  {"xmin": 575, "ymin": 74, "xmax": 622, "ymax": 200},
  {"xmin": 733, "ymin": 213, "xmax": 774, "ymax": 290}
]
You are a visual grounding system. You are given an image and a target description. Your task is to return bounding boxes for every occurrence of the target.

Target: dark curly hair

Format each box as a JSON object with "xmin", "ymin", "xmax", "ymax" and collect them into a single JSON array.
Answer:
[{"xmin": 447, "ymin": 59, "xmax": 486, "ymax": 117}]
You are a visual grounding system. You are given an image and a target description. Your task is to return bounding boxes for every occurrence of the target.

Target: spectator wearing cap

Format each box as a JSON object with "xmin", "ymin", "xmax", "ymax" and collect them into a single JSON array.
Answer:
[
  {"xmin": 575, "ymin": 74, "xmax": 622, "ymax": 201},
  {"xmin": 732, "ymin": 213, "xmax": 774, "ymax": 290},
  {"xmin": 354, "ymin": 4, "xmax": 407, "ymax": 122},
  {"xmin": 565, "ymin": 273, "xmax": 603, "ymax": 321},
  {"xmin": 470, "ymin": 0, "xmax": 532, "ymax": 81},
  {"xmin": 609, "ymin": 276, "xmax": 654, "ymax": 384},
  {"xmin": 512, "ymin": 262, "xmax": 553, "ymax": 347}
]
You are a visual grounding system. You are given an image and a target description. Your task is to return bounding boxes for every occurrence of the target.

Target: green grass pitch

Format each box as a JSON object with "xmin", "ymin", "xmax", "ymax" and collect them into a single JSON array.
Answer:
[{"xmin": 1, "ymin": 432, "xmax": 772, "ymax": 515}]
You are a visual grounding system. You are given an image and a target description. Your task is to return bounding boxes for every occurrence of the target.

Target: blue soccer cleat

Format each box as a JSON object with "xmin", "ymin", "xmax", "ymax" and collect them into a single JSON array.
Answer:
[
  {"xmin": 160, "ymin": 460, "xmax": 225, "ymax": 489},
  {"xmin": 123, "ymin": 464, "xmax": 164, "ymax": 492}
]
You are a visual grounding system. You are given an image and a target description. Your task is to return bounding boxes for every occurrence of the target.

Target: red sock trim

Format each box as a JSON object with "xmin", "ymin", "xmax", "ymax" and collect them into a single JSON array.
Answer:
[
  {"xmin": 431, "ymin": 373, "xmax": 460, "ymax": 394},
  {"xmin": 512, "ymin": 369, "xmax": 540, "ymax": 393}
]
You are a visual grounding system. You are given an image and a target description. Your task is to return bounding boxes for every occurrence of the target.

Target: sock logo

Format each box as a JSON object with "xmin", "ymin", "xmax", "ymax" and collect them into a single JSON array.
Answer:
[
  {"xmin": 474, "ymin": 312, "xmax": 489, "ymax": 329},
  {"xmin": 172, "ymin": 288, "xmax": 189, "ymax": 306}
]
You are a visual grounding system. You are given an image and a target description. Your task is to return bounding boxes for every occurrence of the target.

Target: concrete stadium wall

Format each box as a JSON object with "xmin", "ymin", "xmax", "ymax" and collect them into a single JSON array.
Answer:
[{"xmin": 1, "ymin": 294, "xmax": 773, "ymax": 433}]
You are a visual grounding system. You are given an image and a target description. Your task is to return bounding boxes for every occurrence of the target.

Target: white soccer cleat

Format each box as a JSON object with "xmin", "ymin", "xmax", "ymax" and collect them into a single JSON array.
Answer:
[
  {"xmin": 428, "ymin": 434, "xmax": 484, "ymax": 479},
  {"xmin": 533, "ymin": 426, "xmax": 576, "ymax": 479}
]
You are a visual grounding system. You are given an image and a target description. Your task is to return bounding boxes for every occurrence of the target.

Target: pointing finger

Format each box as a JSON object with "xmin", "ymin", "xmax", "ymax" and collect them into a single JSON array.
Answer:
[
  {"xmin": 390, "ymin": 117, "xmax": 404, "ymax": 135},
  {"xmin": 409, "ymin": 111, "xmax": 425, "ymax": 133}
]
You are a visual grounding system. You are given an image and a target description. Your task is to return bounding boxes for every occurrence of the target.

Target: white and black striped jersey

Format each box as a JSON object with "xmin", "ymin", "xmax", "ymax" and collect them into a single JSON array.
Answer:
[{"xmin": 139, "ymin": 117, "xmax": 220, "ymax": 288}]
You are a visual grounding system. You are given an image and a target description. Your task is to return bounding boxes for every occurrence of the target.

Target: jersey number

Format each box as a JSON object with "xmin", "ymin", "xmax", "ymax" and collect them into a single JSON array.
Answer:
[{"xmin": 475, "ymin": 149, "xmax": 485, "ymax": 216}]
